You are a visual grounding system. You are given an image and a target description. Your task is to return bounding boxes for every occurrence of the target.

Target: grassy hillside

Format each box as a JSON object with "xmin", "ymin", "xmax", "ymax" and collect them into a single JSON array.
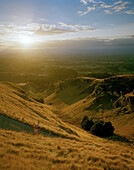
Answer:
[
  {"xmin": 1, "ymin": 81, "xmax": 134, "ymax": 169},
  {"xmin": 0, "ymin": 82, "xmax": 82, "ymax": 140},
  {"xmin": 0, "ymin": 54, "xmax": 134, "ymax": 169},
  {"xmin": 0, "ymin": 129, "xmax": 134, "ymax": 170},
  {"xmin": 45, "ymin": 75, "xmax": 134, "ymax": 140},
  {"xmin": 44, "ymin": 77, "xmax": 101, "ymax": 106}
]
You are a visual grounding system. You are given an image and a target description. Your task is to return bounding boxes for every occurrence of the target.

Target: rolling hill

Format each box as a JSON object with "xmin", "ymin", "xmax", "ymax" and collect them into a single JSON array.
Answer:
[
  {"xmin": 0, "ymin": 82, "xmax": 82, "ymax": 140},
  {"xmin": 0, "ymin": 76, "xmax": 134, "ymax": 169},
  {"xmin": 44, "ymin": 75, "xmax": 134, "ymax": 140}
]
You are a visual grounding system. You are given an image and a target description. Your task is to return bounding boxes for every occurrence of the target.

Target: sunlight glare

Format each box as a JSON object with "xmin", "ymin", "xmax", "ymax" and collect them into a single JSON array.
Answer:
[{"xmin": 18, "ymin": 35, "xmax": 34, "ymax": 47}]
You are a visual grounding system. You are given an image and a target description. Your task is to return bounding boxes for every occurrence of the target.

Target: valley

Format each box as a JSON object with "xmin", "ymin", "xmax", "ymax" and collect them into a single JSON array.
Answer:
[{"xmin": 0, "ymin": 52, "xmax": 134, "ymax": 169}]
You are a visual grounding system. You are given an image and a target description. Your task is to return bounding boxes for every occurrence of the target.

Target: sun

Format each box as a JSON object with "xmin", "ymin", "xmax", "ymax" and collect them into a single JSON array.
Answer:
[
  {"xmin": 19, "ymin": 36, "xmax": 33, "ymax": 46},
  {"xmin": 18, "ymin": 35, "xmax": 34, "ymax": 48},
  {"xmin": 15, "ymin": 34, "xmax": 44, "ymax": 49}
]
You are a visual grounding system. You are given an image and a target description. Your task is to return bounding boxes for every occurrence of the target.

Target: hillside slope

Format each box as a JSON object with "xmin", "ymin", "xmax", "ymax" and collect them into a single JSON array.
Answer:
[
  {"xmin": 0, "ymin": 82, "xmax": 83, "ymax": 140},
  {"xmin": 0, "ymin": 81, "xmax": 134, "ymax": 170},
  {"xmin": 45, "ymin": 75, "xmax": 134, "ymax": 140},
  {"xmin": 44, "ymin": 77, "xmax": 101, "ymax": 107},
  {"xmin": 0, "ymin": 128, "xmax": 134, "ymax": 170}
]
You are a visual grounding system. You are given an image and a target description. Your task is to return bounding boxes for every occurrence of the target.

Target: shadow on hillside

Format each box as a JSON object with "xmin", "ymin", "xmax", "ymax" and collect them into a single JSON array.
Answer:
[
  {"xmin": 0, "ymin": 114, "xmax": 57, "ymax": 138},
  {"xmin": 103, "ymin": 133, "xmax": 132, "ymax": 143}
]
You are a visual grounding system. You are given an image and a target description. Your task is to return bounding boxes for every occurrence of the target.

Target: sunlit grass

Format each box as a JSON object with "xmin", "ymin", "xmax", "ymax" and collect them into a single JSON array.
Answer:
[{"xmin": 0, "ymin": 129, "xmax": 134, "ymax": 170}]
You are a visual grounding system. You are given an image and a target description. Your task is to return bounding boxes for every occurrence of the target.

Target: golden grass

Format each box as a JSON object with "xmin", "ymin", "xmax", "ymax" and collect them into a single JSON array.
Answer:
[
  {"xmin": 0, "ymin": 82, "xmax": 82, "ymax": 140},
  {"xmin": 61, "ymin": 98, "xmax": 134, "ymax": 140},
  {"xmin": 0, "ymin": 129, "xmax": 134, "ymax": 170},
  {"xmin": 43, "ymin": 75, "xmax": 134, "ymax": 132},
  {"xmin": 0, "ymin": 79, "xmax": 134, "ymax": 169},
  {"xmin": 55, "ymin": 81, "xmax": 134, "ymax": 141}
]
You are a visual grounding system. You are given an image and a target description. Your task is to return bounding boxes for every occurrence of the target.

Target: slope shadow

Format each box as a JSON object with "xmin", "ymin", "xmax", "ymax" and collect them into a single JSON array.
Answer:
[
  {"xmin": 103, "ymin": 133, "xmax": 132, "ymax": 143},
  {"xmin": 0, "ymin": 114, "xmax": 58, "ymax": 137}
]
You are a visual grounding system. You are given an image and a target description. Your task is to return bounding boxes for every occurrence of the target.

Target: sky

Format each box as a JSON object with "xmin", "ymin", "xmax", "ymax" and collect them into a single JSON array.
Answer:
[{"xmin": 0, "ymin": 0, "xmax": 134, "ymax": 53}]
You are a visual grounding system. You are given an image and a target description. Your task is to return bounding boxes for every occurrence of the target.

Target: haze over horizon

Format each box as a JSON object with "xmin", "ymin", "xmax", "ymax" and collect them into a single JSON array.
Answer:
[{"xmin": 0, "ymin": 0, "xmax": 134, "ymax": 54}]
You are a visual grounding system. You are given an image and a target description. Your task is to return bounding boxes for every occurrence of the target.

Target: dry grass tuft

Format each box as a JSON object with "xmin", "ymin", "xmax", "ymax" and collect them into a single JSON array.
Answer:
[{"xmin": 0, "ymin": 129, "xmax": 134, "ymax": 170}]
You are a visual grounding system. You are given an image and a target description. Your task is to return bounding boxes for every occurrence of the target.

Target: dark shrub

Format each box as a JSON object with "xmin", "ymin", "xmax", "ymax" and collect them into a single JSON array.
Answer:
[
  {"xmin": 104, "ymin": 122, "xmax": 114, "ymax": 136},
  {"xmin": 90, "ymin": 121, "xmax": 114, "ymax": 137},
  {"xmin": 90, "ymin": 121, "xmax": 104, "ymax": 136},
  {"xmin": 81, "ymin": 116, "xmax": 94, "ymax": 131},
  {"xmin": 81, "ymin": 116, "xmax": 89, "ymax": 124}
]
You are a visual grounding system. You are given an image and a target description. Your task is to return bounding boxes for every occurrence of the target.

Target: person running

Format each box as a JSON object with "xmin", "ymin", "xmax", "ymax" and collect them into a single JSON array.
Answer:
[
  {"xmin": 37, "ymin": 121, "xmax": 40, "ymax": 133},
  {"xmin": 34, "ymin": 124, "xmax": 38, "ymax": 134}
]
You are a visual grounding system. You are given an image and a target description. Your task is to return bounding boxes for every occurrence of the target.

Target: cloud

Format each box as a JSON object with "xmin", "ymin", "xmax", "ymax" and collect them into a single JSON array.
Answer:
[
  {"xmin": 125, "ymin": 10, "xmax": 134, "ymax": 14},
  {"xmin": 39, "ymin": 18, "xmax": 48, "ymax": 22},
  {"xmin": 34, "ymin": 26, "xmax": 75, "ymax": 35},
  {"xmin": 35, "ymin": 22, "xmax": 96, "ymax": 35},
  {"xmin": 114, "ymin": 1, "xmax": 123, "ymax": 6},
  {"xmin": 80, "ymin": 0, "xmax": 88, "ymax": 5},
  {"xmin": 103, "ymin": 36, "xmax": 134, "ymax": 50},
  {"xmin": 78, "ymin": 6, "xmax": 96, "ymax": 15},
  {"xmin": 58, "ymin": 22, "xmax": 96, "ymax": 31},
  {"xmin": 104, "ymin": 10, "xmax": 112, "ymax": 14},
  {"xmin": 79, "ymin": 0, "xmax": 132, "ymax": 15},
  {"xmin": 80, "ymin": 0, "xmax": 97, "ymax": 5},
  {"xmin": 37, "ymin": 35, "xmax": 134, "ymax": 54},
  {"xmin": 34, "ymin": 23, "xmax": 96, "ymax": 36},
  {"xmin": 0, "ymin": 23, "xmax": 41, "ymax": 36},
  {"xmin": 0, "ymin": 22, "xmax": 96, "ymax": 39},
  {"xmin": 100, "ymin": 4, "xmax": 113, "ymax": 9},
  {"xmin": 113, "ymin": 2, "xmax": 130, "ymax": 12}
]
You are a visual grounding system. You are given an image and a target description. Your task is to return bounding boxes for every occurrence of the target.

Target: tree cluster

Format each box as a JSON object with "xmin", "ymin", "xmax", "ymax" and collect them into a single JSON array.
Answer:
[{"xmin": 81, "ymin": 116, "xmax": 114, "ymax": 137}]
